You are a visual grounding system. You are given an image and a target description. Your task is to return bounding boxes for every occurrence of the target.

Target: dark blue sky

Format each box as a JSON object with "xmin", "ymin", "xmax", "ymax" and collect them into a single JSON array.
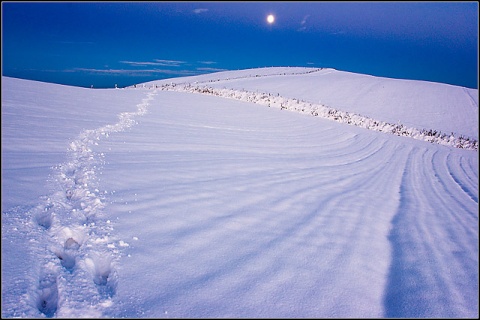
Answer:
[{"xmin": 2, "ymin": 1, "xmax": 478, "ymax": 88}]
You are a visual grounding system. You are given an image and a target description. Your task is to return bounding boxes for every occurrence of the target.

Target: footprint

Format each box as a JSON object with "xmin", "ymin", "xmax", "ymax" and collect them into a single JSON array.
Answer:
[
  {"xmin": 84, "ymin": 254, "xmax": 118, "ymax": 298},
  {"xmin": 36, "ymin": 270, "xmax": 59, "ymax": 317},
  {"xmin": 55, "ymin": 239, "xmax": 79, "ymax": 270},
  {"xmin": 65, "ymin": 237, "xmax": 81, "ymax": 250},
  {"xmin": 33, "ymin": 203, "xmax": 54, "ymax": 229},
  {"xmin": 54, "ymin": 228, "xmax": 85, "ymax": 270},
  {"xmin": 65, "ymin": 189, "xmax": 74, "ymax": 200},
  {"xmin": 56, "ymin": 250, "xmax": 76, "ymax": 270}
]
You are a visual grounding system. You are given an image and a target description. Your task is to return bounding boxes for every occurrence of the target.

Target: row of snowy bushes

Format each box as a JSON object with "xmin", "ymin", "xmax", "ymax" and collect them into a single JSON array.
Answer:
[{"xmin": 159, "ymin": 83, "xmax": 478, "ymax": 150}]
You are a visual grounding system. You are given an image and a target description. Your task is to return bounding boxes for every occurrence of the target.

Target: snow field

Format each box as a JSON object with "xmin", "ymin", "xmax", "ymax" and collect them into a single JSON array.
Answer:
[
  {"xmin": 158, "ymin": 83, "xmax": 478, "ymax": 150},
  {"xmin": 2, "ymin": 78, "xmax": 156, "ymax": 317},
  {"xmin": 2, "ymin": 69, "xmax": 478, "ymax": 318},
  {"xmin": 98, "ymin": 91, "xmax": 477, "ymax": 317},
  {"xmin": 198, "ymin": 67, "xmax": 478, "ymax": 140}
]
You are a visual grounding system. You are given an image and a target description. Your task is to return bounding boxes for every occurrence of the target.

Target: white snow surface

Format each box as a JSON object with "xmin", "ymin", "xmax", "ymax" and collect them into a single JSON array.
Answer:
[{"xmin": 1, "ymin": 68, "xmax": 478, "ymax": 318}]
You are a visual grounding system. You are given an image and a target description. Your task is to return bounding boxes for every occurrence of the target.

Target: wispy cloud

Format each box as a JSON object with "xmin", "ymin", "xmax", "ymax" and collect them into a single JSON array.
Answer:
[
  {"xmin": 120, "ymin": 61, "xmax": 165, "ymax": 67},
  {"xmin": 65, "ymin": 59, "xmax": 225, "ymax": 78},
  {"xmin": 68, "ymin": 68, "xmax": 200, "ymax": 76},
  {"xmin": 196, "ymin": 67, "xmax": 228, "ymax": 72},
  {"xmin": 198, "ymin": 61, "xmax": 217, "ymax": 65},
  {"xmin": 193, "ymin": 8, "xmax": 208, "ymax": 14},
  {"xmin": 301, "ymin": 15, "xmax": 310, "ymax": 25},
  {"xmin": 298, "ymin": 15, "xmax": 310, "ymax": 32},
  {"xmin": 153, "ymin": 59, "xmax": 187, "ymax": 66},
  {"xmin": 120, "ymin": 59, "xmax": 187, "ymax": 67}
]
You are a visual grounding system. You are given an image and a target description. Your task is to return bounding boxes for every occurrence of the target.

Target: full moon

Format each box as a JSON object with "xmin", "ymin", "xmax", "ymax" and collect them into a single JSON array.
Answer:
[{"xmin": 267, "ymin": 14, "xmax": 275, "ymax": 24}]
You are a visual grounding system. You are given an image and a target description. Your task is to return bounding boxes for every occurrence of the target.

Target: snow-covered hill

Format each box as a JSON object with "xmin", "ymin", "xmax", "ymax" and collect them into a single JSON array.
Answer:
[
  {"xmin": 2, "ymin": 68, "xmax": 478, "ymax": 318},
  {"xmin": 144, "ymin": 67, "xmax": 479, "ymax": 141}
]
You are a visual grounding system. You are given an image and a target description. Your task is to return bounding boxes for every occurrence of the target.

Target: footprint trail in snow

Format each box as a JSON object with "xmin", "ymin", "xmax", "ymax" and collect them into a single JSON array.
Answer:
[{"xmin": 30, "ymin": 90, "xmax": 156, "ymax": 317}]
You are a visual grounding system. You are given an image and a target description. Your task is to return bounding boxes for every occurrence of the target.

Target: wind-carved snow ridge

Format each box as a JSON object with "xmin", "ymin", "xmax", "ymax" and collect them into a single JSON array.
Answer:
[
  {"xmin": 159, "ymin": 83, "xmax": 477, "ymax": 151},
  {"xmin": 30, "ymin": 90, "xmax": 156, "ymax": 317}
]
